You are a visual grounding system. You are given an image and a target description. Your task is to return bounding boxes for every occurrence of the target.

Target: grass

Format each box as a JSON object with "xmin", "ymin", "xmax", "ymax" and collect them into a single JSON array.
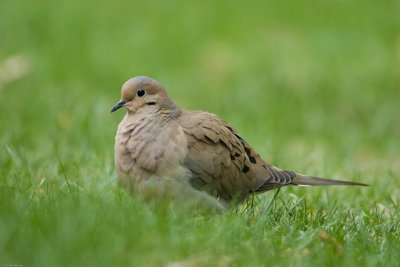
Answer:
[{"xmin": 1, "ymin": 0, "xmax": 400, "ymax": 266}]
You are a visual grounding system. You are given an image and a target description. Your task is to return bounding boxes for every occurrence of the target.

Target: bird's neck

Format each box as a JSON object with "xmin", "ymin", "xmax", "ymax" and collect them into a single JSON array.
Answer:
[
  {"xmin": 121, "ymin": 105, "xmax": 181, "ymax": 133},
  {"xmin": 133, "ymin": 104, "xmax": 181, "ymax": 121},
  {"xmin": 158, "ymin": 105, "xmax": 182, "ymax": 121}
]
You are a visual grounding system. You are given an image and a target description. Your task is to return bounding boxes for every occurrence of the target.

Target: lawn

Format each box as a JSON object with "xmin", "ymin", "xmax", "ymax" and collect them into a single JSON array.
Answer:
[{"xmin": 1, "ymin": 0, "xmax": 399, "ymax": 266}]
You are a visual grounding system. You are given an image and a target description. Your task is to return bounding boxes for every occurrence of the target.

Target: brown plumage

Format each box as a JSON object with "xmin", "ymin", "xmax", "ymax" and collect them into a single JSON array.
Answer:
[{"xmin": 112, "ymin": 76, "xmax": 367, "ymax": 210}]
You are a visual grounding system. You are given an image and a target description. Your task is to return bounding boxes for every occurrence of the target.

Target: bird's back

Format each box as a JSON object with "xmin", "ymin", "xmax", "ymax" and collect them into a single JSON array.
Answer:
[{"xmin": 179, "ymin": 110, "xmax": 281, "ymax": 202}]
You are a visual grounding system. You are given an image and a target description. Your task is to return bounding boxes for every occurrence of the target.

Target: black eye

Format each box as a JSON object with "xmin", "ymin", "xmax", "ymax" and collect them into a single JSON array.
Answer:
[{"xmin": 137, "ymin": 89, "xmax": 146, "ymax": 97}]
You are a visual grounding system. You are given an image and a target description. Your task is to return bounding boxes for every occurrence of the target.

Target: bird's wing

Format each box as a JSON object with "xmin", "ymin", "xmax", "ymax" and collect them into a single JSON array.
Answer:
[{"xmin": 179, "ymin": 110, "xmax": 296, "ymax": 201}]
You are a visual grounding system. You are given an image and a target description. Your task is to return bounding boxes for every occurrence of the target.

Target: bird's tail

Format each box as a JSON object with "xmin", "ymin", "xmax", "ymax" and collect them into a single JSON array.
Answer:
[{"xmin": 292, "ymin": 174, "xmax": 368, "ymax": 186}]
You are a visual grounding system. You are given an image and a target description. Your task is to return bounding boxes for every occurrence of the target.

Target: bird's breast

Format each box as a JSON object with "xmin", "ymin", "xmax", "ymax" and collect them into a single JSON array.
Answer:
[{"xmin": 115, "ymin": 114, "xmax": 189, "ymax": 184}]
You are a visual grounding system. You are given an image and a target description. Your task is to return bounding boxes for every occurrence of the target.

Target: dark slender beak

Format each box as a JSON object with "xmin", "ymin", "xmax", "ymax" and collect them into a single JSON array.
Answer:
[{"xmin": 111, "ymin": 100, "xmax": 126, "ymax": 113}]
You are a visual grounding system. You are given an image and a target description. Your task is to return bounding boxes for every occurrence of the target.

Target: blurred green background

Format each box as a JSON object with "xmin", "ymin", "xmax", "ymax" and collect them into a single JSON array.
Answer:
[{"xmin": 1, "ymin": 0, "xmax": 399, "ymax": 266}]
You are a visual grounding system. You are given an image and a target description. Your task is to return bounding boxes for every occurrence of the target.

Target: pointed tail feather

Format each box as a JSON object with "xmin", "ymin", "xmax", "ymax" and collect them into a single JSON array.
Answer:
[{"xmin": 292, "ymin": 174, "xmax": 368, "ymax": 187}]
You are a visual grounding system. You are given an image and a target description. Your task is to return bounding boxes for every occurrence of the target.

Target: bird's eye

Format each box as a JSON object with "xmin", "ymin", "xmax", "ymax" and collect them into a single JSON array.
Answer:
[{"xmin": 137, "ymin": 89, "xmax": 146, "ymax": 97}]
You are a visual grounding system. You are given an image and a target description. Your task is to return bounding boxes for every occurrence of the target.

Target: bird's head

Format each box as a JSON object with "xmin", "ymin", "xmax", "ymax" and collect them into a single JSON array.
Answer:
[{"xmin": 111, "ymin": 76, "xmax": 176, "ymax": 114}]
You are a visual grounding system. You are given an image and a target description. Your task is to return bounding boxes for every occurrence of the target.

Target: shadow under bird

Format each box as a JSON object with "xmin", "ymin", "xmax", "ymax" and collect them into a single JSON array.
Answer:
[{"xmin": 111, "ymin": 76, "xmax": 367, "ymax": 211}]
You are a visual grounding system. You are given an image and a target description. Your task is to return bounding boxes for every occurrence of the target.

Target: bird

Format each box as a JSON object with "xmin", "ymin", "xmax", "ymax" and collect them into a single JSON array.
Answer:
[{"xmin": 111, "ymin": 76, "xmax": 367, "ymax": 211}]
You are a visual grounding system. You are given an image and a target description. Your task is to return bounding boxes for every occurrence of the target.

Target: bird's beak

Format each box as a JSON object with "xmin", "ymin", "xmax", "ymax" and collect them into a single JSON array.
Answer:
[{"xmin": 111, "ymin": 100, "xmax": 126, "ymax": 113}]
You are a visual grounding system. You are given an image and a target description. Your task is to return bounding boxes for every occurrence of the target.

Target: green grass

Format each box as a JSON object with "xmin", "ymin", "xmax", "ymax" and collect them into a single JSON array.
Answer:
[{"xmin": 1, "ymin": 0, "xmax": 400, "ymax": 266}]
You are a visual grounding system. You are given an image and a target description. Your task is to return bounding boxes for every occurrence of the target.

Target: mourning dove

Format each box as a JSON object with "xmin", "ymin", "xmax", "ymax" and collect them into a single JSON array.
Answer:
[{"xmin": 112, "ymin": 76, "xmax": 367, "ymax": 210}]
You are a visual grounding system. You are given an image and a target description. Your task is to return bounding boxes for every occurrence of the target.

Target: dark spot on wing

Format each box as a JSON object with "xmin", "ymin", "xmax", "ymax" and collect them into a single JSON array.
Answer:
[
  {"xmin": 243, "ymin": 146, "xmax": 251, "ymax": 157},
  {"xmin": 234, "ymin": 133, "xmax": 244, "ymax": 141},
  {"xmin": 242, "ymin": 165, "xmax": 250, "ymax": 173},
  {"xmin": 249, "ymin": 156, "xmax": 257, "ymax": 164}
]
